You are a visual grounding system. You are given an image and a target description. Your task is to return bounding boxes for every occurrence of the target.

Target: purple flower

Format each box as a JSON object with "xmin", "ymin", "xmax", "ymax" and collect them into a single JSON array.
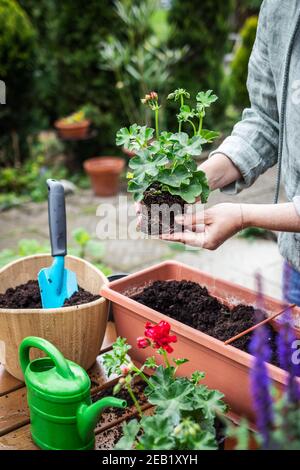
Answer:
[
  {"xmin": 250, "ymin": 323, "xmax": 274, "ymax": 448},
  {"xmin": 277, "ymin": 306, "xmax": 300, "ymax": 404},
  {"xmin": 249, "ymin": 273, "xmax": 274, "ymax": 448}
]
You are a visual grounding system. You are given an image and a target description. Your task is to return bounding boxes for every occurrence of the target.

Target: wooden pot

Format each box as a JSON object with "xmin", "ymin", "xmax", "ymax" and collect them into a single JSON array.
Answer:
[{"xmin": 0, "ymin": 254, "xmax": 108, "ymax": 381}]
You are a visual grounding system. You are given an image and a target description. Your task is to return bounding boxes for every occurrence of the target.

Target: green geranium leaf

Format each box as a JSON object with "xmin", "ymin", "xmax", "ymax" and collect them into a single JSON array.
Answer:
[
  {"xmin": 173, "ymin": 358, "xmax": 189, "ymax": 366},
  {"xmin": 177, "ymin": 105, "xmax": 196, "ymax": 123},
  {"xmin": 116, "ymin": 124, "xmax": 154, "ymax": 151},
  {"xmin": 200, "ymin": 129, "xmax": 220, "ymax": 143},
  {"xmin": 172, "ymin": 134, "xmax": 205, "ymax": 157},
  {"xmin": 191, "ymin": 430, "xmax": 218, "ymax": 450},
  {"xmin": 157, "ymin": 164, "xmax": 191, "ymax": 188},
  {"xmin": 137, "ymin": 416, "xmax": 175, "ymax": 450},
  {"xmin": 168, "ymin": 182, "xmax": 202, "ymax": 204},
  {"xmin": 167, "ymin": 88, "xmax": 190, "ymax": 102},
  {"xmin": 103, "ymin": 337, "xmax": 131, "ymax": 376},
  {"xmin": 196, "ymin": 90, "xmax": 218, "ymax": 108},
  {"xmin": 129, "ymin": 150, "xmax": 169, "ymax": 178},
  {"xmin": 114, "ymin": 419, "xmax": 140, "ymax": 450},
  {"xmin": 148, "ymin": 378, "xmax": 195, "ymax": 424}
]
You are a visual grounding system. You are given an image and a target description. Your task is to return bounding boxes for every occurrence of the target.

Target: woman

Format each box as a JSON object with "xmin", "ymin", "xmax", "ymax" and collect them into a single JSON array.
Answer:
[{"xmin": 161, "ymin": 0, "xmax": 300, "ymax": 304}]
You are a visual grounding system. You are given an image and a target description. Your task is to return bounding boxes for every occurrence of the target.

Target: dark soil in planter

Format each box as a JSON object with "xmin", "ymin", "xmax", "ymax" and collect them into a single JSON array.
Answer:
[
  {"xmin": 92, "ymin": 381, "xmax": 147, "ymax": 422},
  {"xmin": 141, "ymin": 183, "xmax": 185, "ymax": 235},
  {"xmin": 130, "ymin": 279, "xmax": 287, "ymax": 371},
  {"xmin": 0, "ymin": 279, "xmax": 100, "ymax": 309}
]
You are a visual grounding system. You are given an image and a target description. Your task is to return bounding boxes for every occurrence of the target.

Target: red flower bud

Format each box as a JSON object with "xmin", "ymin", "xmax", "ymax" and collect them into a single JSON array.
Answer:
[
  {"xmin": 120, "ymin": 364, "xmax": 131, "ymax": 376},
  {"xmin": 137, "ymin": 336, "xmax": 150, "ymax": 349}
]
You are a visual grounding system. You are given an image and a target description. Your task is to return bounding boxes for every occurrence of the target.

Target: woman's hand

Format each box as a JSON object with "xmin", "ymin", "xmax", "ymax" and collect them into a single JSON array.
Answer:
[{"xmin": 160, "ymin": 203, "xmax": 243, "ymax": 250}]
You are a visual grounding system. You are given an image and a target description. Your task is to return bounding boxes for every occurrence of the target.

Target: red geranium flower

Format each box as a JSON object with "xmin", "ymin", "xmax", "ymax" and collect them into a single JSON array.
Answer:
[{"xmin": 144, "ymin": 321, "xmax": 177, "ymax": 353}]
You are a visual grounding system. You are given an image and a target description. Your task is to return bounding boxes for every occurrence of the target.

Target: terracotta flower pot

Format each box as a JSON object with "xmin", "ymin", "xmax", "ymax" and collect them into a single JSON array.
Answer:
[
  {"xmin": 100, "ymin": 260, "xmax": 300, "ymax": 423},
  {"xmin": 54, "ymin": 119, "xmax": 91, "ymax": 139},
  {"xmin": 0, "ymin": 254, "xmax": 108, "ymax": 380},
  {"xmin": 84, "ymin": 157, "xmax": 125, "ymax": 197}
]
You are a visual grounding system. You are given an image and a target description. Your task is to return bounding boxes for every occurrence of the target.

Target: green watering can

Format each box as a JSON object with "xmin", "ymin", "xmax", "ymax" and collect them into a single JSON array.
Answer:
[{"xmin": 19, "ymin": 337, "xmax": 127, "ymax": 450}]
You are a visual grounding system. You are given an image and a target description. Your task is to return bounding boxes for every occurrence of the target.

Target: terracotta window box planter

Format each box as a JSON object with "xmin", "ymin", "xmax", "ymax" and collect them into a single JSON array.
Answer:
[{"xmin": 100, "ymin": 260, "xmax": 300, "ymax": 423}]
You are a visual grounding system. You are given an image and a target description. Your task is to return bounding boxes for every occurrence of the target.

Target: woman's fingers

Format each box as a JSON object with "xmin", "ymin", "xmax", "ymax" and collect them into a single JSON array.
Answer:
[
  {"xmin": 175, "ymin": 207, "xmax": 205, "ymax": 227},
  {"xmin": 160, "ymin": 230, "xmax": 205, "ymax": 247}
]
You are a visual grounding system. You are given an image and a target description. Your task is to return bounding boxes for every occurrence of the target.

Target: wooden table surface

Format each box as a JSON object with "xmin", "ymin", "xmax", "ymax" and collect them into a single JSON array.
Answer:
[{"xmin": 0, "ymin": 322, "xmax": 129, "ymax": 450}]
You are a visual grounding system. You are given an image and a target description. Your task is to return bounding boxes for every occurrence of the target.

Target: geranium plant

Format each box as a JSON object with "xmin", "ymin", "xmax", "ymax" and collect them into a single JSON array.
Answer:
[
  {"xmin": 116, "ymin": 88, "xmax": 219, "ymax": 204},
  {"xmin": 103, "ymin": 320, "xmax": 228, "ymax": 450}
]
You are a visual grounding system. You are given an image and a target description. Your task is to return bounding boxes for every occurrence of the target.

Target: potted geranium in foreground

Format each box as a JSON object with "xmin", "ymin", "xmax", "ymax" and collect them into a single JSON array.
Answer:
[
  {"xmin": 116, "ymin": 89, "xmax": 219, "ymax": 234},
  {"xmin": 103, "ymin": 320, "xmax": 228, "ymax": 450}
]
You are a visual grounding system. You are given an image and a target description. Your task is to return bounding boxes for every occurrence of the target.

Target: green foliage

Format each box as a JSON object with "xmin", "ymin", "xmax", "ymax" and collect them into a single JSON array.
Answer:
[
  {"xmin": 0, "ymin": 0, "xmax": 37, "ymax": 165},
  {"xmin": 0, "ymin": 239, "xmax": 50, "ymax": 269},
  {"xmin": 103, "ymin": 337, "xmax": 132, "ymax": 377},
  {"xmin": 230, "ymin": 16, "xmax": 258, "ymax": 109},
  {"xmin": 0, "ymin": 228, "xmax": 111, "ymax": 276},
  {"xmin": 117, "ymin": 89, "xmax": 219, "ymax": 203},
  {"xmin": 105, "ymin": 335, "xmax": 228, "ymax": 451},
  {"xmin": 19, "ymin": 0, "xmax": 125, "ymax": 152},
  {"xmin": 115, "ymin": 364, "xmax": 227, "ymax": 450},
  {"xmin": 168, "ymin": 0, "xmax": 234, "ymax": 123},
  {"xmin": 100, "ymin": 0, "xmax": 187, "ymax": 126},
  {"xmin": 0, "ymin": 154, "xmax": 67, "ymax": 210},
  {"xmin": 70, "ymin": 228, "xmax": 111, "ymax": 275}
]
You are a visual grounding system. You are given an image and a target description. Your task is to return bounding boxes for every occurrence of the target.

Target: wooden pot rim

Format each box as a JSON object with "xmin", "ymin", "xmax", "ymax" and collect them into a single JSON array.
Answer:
[{"xmin": 0, "ymin": 254, "xmax": 108, "ymax": 315}]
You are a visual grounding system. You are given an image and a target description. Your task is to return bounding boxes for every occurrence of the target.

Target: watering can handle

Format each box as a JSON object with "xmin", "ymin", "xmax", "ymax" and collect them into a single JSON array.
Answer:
[
  {"xmin": 19, "ymin": 336, "xmax": 73, "ymax": 379},
  {"xmin": 47, "ymin": 179, "xmax": 67, "ymax": 257}
]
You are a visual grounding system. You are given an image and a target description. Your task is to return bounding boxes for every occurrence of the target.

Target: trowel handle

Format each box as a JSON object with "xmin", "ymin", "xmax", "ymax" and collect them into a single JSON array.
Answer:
[
  {"xmin": 47, "ymin": 179, "xmax": 67, "ymax": 257},
  {"xmin": 19, "ymin": 336, "xmax": 73, "ymax": 379}
]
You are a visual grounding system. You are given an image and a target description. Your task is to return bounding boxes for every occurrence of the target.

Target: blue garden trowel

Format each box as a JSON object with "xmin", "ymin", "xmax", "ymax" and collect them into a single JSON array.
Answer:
[{"xmin": 38, "ymin": 179, "xmax": 78, "ymax": 309}]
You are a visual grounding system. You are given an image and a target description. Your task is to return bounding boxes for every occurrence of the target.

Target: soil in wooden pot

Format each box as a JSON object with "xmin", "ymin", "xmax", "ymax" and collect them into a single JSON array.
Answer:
[
  {"xmin": 0, "ymin": 279, "xmax": 100, "ymax": 309},
  {"xmin": 129, "ymin": 280, "xmax": 293, "ymax": 372},
  {"xmin": 141, "ymin": 183, "xmax": 185, "ymax": 235}
]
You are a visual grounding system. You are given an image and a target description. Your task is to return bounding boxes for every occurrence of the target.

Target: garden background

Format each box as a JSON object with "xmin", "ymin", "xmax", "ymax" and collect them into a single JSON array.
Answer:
[{"xmin": 1, "ymin": 0, "xmax": 283, "ymax": 298}]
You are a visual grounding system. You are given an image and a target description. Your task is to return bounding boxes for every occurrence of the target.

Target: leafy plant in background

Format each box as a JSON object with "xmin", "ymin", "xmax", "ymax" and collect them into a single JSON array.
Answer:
[
  {"xmin": 116, "ymin": 89, "xmax": 219, "ymax": 203},
  {"xmin": 71, "ymin": 228, "xmax": 112, "ymax": 276},
  {"xmin": 0, "ymin": 239, "xmax": 50, "ymax": 269},
  {"xmin": 103, "ymin": 320, "xmax": 228, "ymax": 450},
  {"xmin": 0, "ymin": 229, "xmax": 111, "ymax": 276},
  {"xmin": 230, "ymin": 16, "xmax": 258, "ymax": 109},
  {"xmin": 168, "ymin": 0, "xmax": 234, "ymax": 124},
  {"xmin": 58, "ymin": 104, "xmax": 100, "ymax": 125},
  {"xmin": 100, "ymin": 0, "xmax": 187, "ymax": 126},
  {"xmin": 0, "ymin": 0, "xmax": 37, "ymax": 166}
]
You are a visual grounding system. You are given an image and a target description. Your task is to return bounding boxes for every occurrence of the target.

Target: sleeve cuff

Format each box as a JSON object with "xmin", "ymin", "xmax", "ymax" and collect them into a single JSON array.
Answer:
[
  {"xmin": 293, "ymin": 196, "xmax": 300, "ymax": 217},
  {"xmin": 209, "ymin": 135, "xmax": 264, "ymax": 195}
]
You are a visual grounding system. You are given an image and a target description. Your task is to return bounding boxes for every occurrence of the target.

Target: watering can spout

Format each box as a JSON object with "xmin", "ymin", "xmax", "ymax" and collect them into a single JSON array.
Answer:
[{"xmin": 77, "ymin": 397, "xmax": 127, "ymax": 443}]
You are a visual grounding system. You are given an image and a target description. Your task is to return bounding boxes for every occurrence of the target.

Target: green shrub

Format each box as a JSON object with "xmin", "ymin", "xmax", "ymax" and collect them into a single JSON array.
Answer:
[
  {"xmin": 0, "ymin": 0, "xmax": 37, "ymax": 165},
  {"xmin": 20, "ymin": 0, "xmax": 125, "ymax": 152},
  {"xmin": 230, "ymin": 16, "xmax": 258, "ymax": 109},
  {"xmin": 168, "ymin": 0, "xmax": 234, "ymax": 124}
]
